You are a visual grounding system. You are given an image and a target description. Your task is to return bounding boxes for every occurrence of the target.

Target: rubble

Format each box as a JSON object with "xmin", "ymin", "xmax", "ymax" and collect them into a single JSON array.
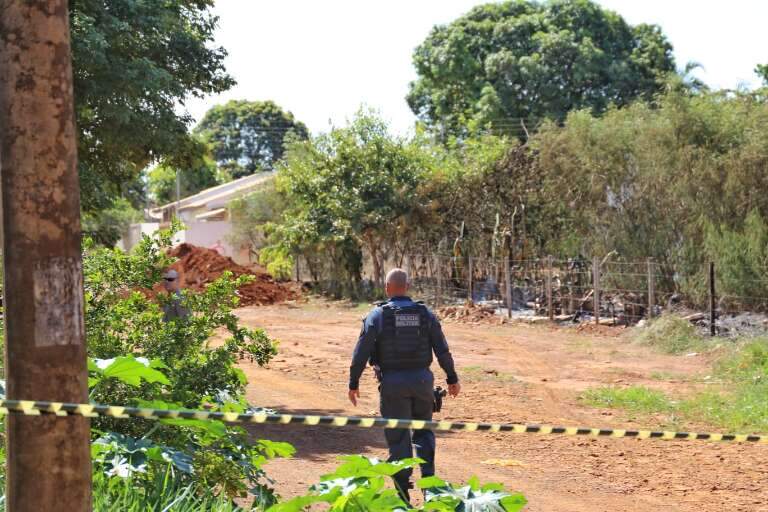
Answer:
[
  {"xmin": 437, "ymin": 303, "xmax": 501, "ymax": 324},
  {"xmin": 167, "ymin": 243, "xmax": 298, "ymax": 306}
]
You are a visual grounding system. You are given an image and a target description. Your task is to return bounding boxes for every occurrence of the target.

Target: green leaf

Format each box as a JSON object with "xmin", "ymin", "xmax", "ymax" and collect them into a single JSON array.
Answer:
[
  {"xmin": 99, "ymin": 356, "xmax": 170, "ymax": 387},
  {"xmin": 467, "ymin": 475, "xmax": 481, "ymax": 491},
  {"xmin": 267, "ymin": 492, "xmax": 337, "ymax": 512},
  {"xmin": 234, "ymin": 367, "xmax": 248, "ymax": 385},
  {"xmin": 500, "ymin": 493, "xmax": 528, "ymax": 511},
  {"xmin": 160, "ymin": 418, "xmax": 227, "ymax": 438},
  {"xmin": 417, "ymin": 476, "xmax": 448, "ymax": 489},
  {"xmin": 258, "ymin": 440, "xmax": 296, "ymax": 459}
]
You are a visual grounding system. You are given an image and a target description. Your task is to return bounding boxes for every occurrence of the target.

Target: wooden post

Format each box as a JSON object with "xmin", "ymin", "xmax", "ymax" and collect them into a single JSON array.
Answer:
[
  {"xmin": 0, "ymin": 1, "xmax": 92, "ymax": 509},
  {"xmin": 647, "ymin": 258, "xmax": 655, "ymax": 319},
  {"xmin": 709, "ymin": 262, "xmax": 716, "ymax": 337},
  {"xmin": 435, "ymin": 254, "xmax": 443, "ymax": 309},
  {"xmin": 467, "ymin": 256, "xmax": 474, "ymax": 302},
  {"xmin": 593, "ymin": 257, "xmax": 600, "ymax": 325},
  {"xmin": 504, "ymin": 255, "xmax": 512, "ymax": 319},
  {"xmin": 546, "ymin": 256, "xmax": 554, "ymax": 320}
]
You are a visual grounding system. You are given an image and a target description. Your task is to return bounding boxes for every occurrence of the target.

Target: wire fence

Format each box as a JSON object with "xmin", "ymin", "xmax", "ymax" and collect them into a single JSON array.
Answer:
[
  {"xmin": 386, "ymin": 254, "xmax": 768, "ymax": 335},
  {"xmin": 304, "ymin": 253, "xmax": 768, "ymax": 336}
]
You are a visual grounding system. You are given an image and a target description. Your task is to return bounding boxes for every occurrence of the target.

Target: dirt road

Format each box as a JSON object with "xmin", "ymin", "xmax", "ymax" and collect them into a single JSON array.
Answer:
[{"xmin": 236, "ymin": 300, "xmax": 767, "ymax": 512}]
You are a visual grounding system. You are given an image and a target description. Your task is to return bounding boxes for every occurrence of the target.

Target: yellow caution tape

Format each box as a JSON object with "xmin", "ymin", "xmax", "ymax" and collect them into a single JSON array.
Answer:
[{"xmin": 0, "ymin": 399, "xmax": 765, "ymax": 444}]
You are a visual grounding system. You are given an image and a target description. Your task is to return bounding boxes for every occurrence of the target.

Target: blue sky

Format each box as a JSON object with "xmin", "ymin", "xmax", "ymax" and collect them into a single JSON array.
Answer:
[{"xmin": 185, "ymin": 0, "xmax": 767, "ymax": 134}]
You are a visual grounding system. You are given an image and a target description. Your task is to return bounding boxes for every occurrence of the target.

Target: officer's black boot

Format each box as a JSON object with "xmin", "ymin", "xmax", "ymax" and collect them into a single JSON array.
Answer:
[{"xmin": 393, "ymin": 474, "xmax": 412, "ymax": 504}]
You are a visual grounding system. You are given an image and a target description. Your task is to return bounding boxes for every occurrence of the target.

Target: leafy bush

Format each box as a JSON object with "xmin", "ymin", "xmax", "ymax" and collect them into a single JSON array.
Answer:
[
  {"xmin": 0, "ymin": 224, "xmax": 286, "ymax": 508},
  {"xmin": 80, "ymin": 224, "xmax": 288, "ymax": 504},
  {"xmin": 91, "ymin": 469, "xmax": 246, "ymax": 511},
  {"xmin": 697, "ymin": 210, "xmax": 768, "ymax": 306},
  {"xmin": 633, "ymin": 314, "xmax": 704, "ymax": 354},
  {"xmin": 269, "ymin": 456, "xmax": 527, "ymax": 512}
]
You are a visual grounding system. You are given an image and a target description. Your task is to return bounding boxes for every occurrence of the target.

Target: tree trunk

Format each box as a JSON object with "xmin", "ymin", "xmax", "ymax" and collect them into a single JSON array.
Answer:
[{"xmin": 0, "ymin": 1, "xmax": 92, "ymax": 510}]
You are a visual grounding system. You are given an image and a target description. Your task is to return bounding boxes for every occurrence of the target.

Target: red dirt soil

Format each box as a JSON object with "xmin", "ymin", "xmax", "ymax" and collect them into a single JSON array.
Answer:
[
  {"xmin": 233, "ymin": 300, "xmax": 768, "ymax": 512},
  {"xmin": 167, "ymin": 243, "xmax": 297, "ymax": 306}
]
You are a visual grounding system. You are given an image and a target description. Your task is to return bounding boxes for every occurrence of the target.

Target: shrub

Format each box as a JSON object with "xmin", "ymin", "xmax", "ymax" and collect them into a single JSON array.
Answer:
[
  {"xmin": 633, "ymin": 314, "xmax": 704, "ymax": 354},
  {"xmin": 269, "ymin": 456, "xmax": 527, "ymax": 512}
]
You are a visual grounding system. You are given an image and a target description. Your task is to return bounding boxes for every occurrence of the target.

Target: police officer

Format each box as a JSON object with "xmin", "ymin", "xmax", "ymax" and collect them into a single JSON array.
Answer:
[
  {"xmin": 161, "ymin": 269, "xmax": 189, "ymax": 322},
  {"xmin": 348, "ymin": 268, "xmax": 460, "ymax": 502}
]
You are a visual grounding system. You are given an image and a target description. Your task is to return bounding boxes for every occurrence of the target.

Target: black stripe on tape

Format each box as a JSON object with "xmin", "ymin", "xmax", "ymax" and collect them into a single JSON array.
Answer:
[{"xmin": 0, "ymin": 400, "xmax": 764, "ymax": 444}]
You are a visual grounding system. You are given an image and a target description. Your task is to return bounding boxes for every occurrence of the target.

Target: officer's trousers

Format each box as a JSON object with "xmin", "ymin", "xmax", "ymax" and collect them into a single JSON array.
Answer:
[{"xmin": 379, "ymin": 368, "xmax": 435, "ymax": 497}]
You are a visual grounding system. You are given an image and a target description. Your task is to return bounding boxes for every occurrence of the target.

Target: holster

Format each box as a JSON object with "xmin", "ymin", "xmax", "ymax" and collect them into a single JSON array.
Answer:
[{"xmin": 433, "ymin": 386, "xmax": 447, "ymax": 412}]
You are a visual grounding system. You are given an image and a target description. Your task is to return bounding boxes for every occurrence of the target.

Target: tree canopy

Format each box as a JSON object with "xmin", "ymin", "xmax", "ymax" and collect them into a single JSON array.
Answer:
[
  {"xmin": 758, "ymin": 64, "xmax": 768, "ymax": 85},
  {"xmin": 267, "ymin": 111, "xmax": 428, "ymax": 287},
  {"xmin": 71, "ymin": 0, "xmax": 233, "ymax": 212},
  {"xmin": 194, "ymin": 100, "xmax": 309, "ymax": 179},
  {"xmin": 147, "ymin": 153, "xmax": 222, "ymax": 206},
  {"xmin": 407, "ymin": 0, "xmax": 676, "ymax": 137}
]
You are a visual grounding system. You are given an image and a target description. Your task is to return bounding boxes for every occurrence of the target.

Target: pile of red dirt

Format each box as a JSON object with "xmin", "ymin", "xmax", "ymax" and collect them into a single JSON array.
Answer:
[{"xmin": 168, "ymin": 243, "xmax": 298, "ymax": 306}]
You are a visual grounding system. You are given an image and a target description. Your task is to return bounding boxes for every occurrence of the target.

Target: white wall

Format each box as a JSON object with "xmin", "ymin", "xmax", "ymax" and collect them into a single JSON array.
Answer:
[
  {"xmin": 120, "ymin": 220, "xmax": 252, "ymax": 266},
  {"xmin": 118, "ymin": 222, "xmax": 160, "ymax": 252}
]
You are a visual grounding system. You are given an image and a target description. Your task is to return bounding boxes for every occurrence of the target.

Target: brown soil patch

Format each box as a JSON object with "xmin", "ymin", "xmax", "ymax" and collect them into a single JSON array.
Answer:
[
  {"xmin": 168, "ymin": 243, "xmax": 297, "ymax": 306},
  {"xmin": 235, "ymin": 299, "xmax": 768, "ymax": 512}
]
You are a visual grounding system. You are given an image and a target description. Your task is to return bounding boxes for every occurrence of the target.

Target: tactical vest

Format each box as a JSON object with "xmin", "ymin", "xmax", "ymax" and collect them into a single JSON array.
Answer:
[{"xmin": 375, "ymin": 302, "xmax": 433, "ymax": 371}]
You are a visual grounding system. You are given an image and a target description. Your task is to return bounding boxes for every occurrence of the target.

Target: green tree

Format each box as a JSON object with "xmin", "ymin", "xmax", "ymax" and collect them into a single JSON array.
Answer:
[
  {"xmin": 228, "ymin": 182, "xmax": 286, "ymax": 260},
  {"xmin": 270, "ymin": 111, "xmax": 427, "ymax": 287},
  {"xmin": 147, "ymin": 154, "xmax": 225, "ymax": 206},
  {"xmin": 407, "ymin": 0, "xmax": 675, "ymax": 137},
  {"xmin": 757, "ymin": 64, "xmax": 768, "ymax": 85},
  {"xmin": 195, "ymin": 100, "xmax": 309, "ymax": 179},
  {"xmin": 81, "ymin": 198, "xmax": 143, "ymax": 248},
  {"xmin": 71, "ymin": 0, "xmax": 234, "ymax": 212}
]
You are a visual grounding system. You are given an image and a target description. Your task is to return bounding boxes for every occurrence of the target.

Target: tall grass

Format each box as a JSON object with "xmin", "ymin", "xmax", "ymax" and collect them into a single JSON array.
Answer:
[
  {"xmin": 0, "ymin": 471, "xmax": 248, "ymax": 512},
  {"xmin": 92, "ymin": 470, "xmax": 248, "ymax": 512},
  {"xmin": 633, "ymin": 314, "xmax": 705, "ymax": 354}
]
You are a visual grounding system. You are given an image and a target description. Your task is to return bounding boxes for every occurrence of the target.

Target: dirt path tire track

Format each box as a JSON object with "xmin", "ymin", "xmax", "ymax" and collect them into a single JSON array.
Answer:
[{"xmin": 236, "ymin": 302, "xmax": 768, "ymax": 512}]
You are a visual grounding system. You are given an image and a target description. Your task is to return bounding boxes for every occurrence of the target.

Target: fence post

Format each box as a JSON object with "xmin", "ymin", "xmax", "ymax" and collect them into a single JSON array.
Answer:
[
  {"xmin": 547, "ymin": 255, "xmax": 554, "ymax": 320},
  {"xmin": 593, "ymin": 257, "xmax": 600, "ymax": 325},
  {"xmin": 709, "ymin": 262, "xmax": 716, "ymax": 337},
  {"xmin": 467, "ymin": 256, "xmax": 474, "ymax": 303},
  {"xmin": 647, "ymin": 258, "xmax": 655, "ymax": 319},
  {"xmin": 504, "ymin": 255, "xmax": 512, "ymax": 319},
  {"xmin": 435, "ymin": 255, "xmax": 443, "ymax": 309}
]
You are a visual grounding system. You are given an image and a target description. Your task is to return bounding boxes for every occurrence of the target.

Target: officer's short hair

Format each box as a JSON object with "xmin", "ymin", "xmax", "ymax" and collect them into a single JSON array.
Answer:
[{"xmin": 386, "ymin": 268, "xmax": 408, "ymax": 289}]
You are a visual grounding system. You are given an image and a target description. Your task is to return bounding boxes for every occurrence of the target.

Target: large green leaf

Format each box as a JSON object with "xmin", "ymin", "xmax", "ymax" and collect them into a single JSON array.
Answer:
[{"xmin": 93, "ymin": 356, "xmax": 170, "ymax": 387}]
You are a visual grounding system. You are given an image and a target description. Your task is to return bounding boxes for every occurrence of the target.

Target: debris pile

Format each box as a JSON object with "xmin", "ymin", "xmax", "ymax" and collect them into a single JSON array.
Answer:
[
  {"xmin": 168, "ymin": 243, "xmax": 297, "ymax": 306},
  {"xmin": 437, "ymin": 303, "xmax": 501, "ymax": 324}
]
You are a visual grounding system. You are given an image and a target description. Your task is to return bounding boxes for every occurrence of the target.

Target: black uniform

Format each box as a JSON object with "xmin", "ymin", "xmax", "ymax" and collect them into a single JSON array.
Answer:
[{"xmin": 349, "ymin": 296, "xmax": 458, "ymax": 498}]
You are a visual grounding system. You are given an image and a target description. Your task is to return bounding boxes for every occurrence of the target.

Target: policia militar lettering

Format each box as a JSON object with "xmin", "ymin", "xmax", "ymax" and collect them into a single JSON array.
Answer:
[{"xmin": 348, "ymin": 268, "xmax": 461, "ymax": 503}]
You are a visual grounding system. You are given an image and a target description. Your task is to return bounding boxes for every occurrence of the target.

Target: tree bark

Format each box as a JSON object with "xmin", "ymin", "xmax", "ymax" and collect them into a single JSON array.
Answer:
[{"xmin": 0, "ymin": 1, "xmax": 91, "ymax": 510}]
